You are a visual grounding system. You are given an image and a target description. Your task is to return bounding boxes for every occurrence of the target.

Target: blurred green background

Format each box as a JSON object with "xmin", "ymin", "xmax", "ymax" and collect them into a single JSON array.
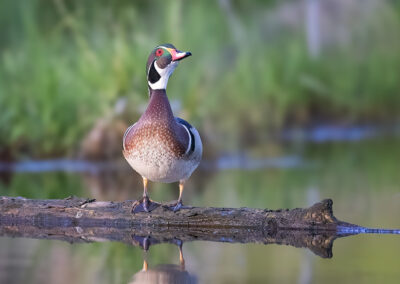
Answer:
[
  {"xmin": 1, "ymin": 0, "xmax": 400, "ymax": 158},
  {"xmin": 1, "ymin": 1, "xmax": 400, "ymax": 283}
]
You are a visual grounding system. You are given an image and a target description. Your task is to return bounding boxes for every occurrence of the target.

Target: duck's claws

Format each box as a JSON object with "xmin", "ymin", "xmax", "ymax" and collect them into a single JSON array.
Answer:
[
  {"xmin": 173, "ymin": 202, "xmax": 182, "ymax": 212},
  {"xmin": 131, "ymin": 196, "xmax": 160, "ymax": 213},
  {"xmin": 167, "ymin": 201, "xmax": 183, "ymax": 212}
]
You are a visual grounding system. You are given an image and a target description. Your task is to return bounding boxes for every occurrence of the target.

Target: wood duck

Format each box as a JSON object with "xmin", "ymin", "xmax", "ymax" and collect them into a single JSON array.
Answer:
[{"xmin": 123, "ymin": 44, "xmax": 203, "ymax": 213}]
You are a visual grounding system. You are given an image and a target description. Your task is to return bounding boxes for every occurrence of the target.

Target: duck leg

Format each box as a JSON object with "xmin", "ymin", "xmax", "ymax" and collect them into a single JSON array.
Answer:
[
  {"xmin": 131, "ymin": 177, "xmax": 160, "ymax": 213},
  {"xmin": 169, "ymin": 180, "xmax": 185, "ymax": 212},
  {"xmin": 178, "ymin": 240, "xmax": 185, "ymax": 270}
]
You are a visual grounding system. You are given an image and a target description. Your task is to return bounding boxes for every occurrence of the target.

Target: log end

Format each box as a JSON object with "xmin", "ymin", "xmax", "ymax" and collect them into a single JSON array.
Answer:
[{"xmin": 305, "ymin": 199, "xmax": 337, "ymax": 224}]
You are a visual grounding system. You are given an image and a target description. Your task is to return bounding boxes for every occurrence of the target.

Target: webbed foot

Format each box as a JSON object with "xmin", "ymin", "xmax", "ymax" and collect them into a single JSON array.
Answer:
[
  {"xmin": 131, "ymin": 196, "xmax": 160, "ymax": 213},
  {"xmin": 167, "ymin": 200, "xmax": 183, "ymax": 212}
]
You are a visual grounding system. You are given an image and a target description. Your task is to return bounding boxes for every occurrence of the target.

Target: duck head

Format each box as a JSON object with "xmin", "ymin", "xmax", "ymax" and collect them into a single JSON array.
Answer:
[{"xmin": 146, "ymin": 43, "xmax": 191, "ymax": 90}]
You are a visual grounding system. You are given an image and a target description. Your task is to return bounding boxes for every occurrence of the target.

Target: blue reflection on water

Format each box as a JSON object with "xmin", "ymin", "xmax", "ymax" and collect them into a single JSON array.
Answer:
[
  {"xmin": 282, "ymin": 125, "xmax": 400, "ymax": 143},
  {"xmin": 337, "ymin": 226, "xmax": 400, "ymax": 235}
]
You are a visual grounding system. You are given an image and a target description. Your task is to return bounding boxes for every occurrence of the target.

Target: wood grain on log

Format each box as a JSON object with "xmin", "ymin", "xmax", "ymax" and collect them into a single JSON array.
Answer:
[{"xmin": 0, "ymin": 196, "xmax": 357, "ymax": 258}]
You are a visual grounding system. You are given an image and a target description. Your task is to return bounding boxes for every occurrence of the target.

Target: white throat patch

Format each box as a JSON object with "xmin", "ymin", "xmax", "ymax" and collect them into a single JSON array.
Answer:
[{"xmin": 148, "ymin": 60, "xmax": 178, "ymax": 90}]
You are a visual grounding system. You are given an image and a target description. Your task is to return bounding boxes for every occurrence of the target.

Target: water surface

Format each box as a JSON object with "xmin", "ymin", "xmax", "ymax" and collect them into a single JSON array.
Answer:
[{"xmin": 0, "ymin": 138, "xmax": 399, "ymax": 283}]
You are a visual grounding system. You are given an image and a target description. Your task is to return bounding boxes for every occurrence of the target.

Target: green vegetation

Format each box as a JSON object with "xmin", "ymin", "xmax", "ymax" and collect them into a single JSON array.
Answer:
[
  {"xmin": 0, "ymin": 172, "xmax": 85, "ymax": 199},
  {"xmin": 1, "ymin": 0, "xmax": 400, "ymax": 157}
]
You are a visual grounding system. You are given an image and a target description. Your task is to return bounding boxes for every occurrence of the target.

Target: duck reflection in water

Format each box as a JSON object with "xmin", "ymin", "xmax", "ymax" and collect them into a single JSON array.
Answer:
[{"xmin": 129, "ymin": 237, "xmax": 197, "ymax": 284}]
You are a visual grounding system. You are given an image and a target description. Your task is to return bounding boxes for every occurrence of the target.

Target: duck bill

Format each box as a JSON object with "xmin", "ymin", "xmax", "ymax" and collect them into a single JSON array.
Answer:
[{"xmin": 171, "ymin": 50, "xmax": 192, "ymax": 61}]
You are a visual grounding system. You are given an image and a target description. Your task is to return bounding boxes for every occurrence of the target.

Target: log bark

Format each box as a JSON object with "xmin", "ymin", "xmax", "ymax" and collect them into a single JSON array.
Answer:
[{"xmin": 0, "ymin": 196, "xmax": 358, "ymax": 258}]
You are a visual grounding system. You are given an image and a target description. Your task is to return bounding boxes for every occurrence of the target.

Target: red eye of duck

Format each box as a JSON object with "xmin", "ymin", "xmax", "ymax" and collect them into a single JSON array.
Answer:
[{"xmin": 155, "ymin": 48, "xmax": 164, "ymax": 56}]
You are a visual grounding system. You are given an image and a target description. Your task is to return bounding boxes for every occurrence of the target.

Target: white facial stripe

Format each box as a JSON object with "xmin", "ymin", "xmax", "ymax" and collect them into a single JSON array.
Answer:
[
  {"xmin": 155, "ymin": 46, "xmax": 168, "ymax": 50},
  {"xmin": 148, "ymin": 60, "xmax": 178, "ymax": 90}
]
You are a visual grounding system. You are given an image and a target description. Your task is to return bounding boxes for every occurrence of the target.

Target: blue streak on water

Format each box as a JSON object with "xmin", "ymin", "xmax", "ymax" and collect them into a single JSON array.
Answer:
[
  {"xmin": 0, "ymin": 155, "xmax": 308, "ymax": 173},
  {"xmin": 215, "ymin": 155, "xmax": 305, "ymax": 170},
  {"xmin": 337, "ymin": 226, "xmax": 400, "ymax": 235},
  {"xmin": 0, "ymin": 159, "xmax": 114, "ymax": 174},
  {"xmin": 282, "ymin": 125, "xmax": 400, "ymax": 143}
]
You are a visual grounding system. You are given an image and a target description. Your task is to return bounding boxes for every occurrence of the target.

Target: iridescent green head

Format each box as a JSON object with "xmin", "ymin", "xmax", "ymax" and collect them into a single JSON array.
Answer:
[{"xmin": 146, "ymin": 44, "xmax": 192, "ymax": 90}]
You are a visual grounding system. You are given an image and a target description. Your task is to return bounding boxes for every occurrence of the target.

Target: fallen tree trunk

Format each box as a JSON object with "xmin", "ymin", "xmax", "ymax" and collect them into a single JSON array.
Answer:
[
  {"xmin": 0, "ymin": 196, "xmax": 346, "ymax": 229},
  {"xmin": 0, "ymin": 196, "xmax": 359, "ymax": 258}
]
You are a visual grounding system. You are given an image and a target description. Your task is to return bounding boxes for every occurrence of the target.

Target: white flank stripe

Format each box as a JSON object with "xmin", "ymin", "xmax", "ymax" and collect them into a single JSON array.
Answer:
[
  {"xmin": 123, "ymin": 123, "xmax": 136, "ymax": 150},
  {"xmin": 180, "ymin": 123, "xmax": 192, "ymax": 156}
]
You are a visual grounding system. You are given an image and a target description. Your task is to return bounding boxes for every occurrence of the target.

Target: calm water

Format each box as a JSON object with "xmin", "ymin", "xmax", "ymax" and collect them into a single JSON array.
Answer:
[{"xmin": 0, "ymin": 137, "xmax": 399, "ymax": 283}]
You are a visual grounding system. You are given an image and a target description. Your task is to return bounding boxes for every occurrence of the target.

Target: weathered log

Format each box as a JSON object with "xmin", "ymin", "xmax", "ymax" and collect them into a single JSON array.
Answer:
[
  {"xmin": 0, "ymin": 196, "xmax": 343, "ymax": 228},
  {"xmin": 0, "ymin": 196, "xmax": 384, "ymax": 258}
]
